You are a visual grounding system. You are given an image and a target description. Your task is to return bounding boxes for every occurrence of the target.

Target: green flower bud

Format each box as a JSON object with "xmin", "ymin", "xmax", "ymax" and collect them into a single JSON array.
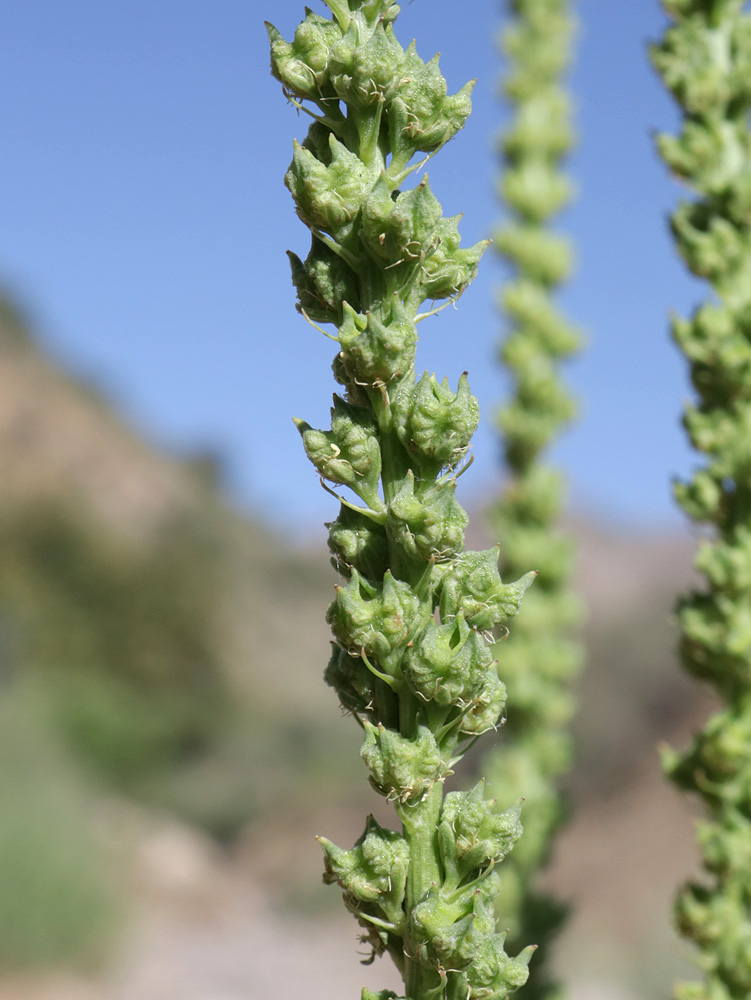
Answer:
[
  {"xmin": 393, "ymin": 372, "xmax": 479, "ymax": 468},
  {"xmin": 327, "ymin": 568, "xmax": 427, "ymax": 672},
  {"xmin": 458, "ymin": 669, "xmax": 507, "ymax": 737},
  {"xmin": 504, "ymin": 13, "xmax": 572, "ymax": 97},
  {"xmin": 327, "ymin": 503, "xmax": 389, "ymax": 580},
  {"xmin": 493, "ymin": 465, "xmax": 565, "ymax": 527},
  {"xmin": 295, "ymin": 395, "xmax": 382, "ymax": 507},
  {"xmin": 324, "ymin": 643, "xmax": 376, "ymax": 717},
  {"xmin": 286, "ymin": 136, "xmax": 371, "ymax": 239},
  {"xmin": 360, "ymin": 721, "xmax": 446, "ymax": 801},
  {"xmin": 329, "ymin": 21, "xmax": 404, "ymax": 111},
  {"xmin": 266, "ymin": 14, "xmax": 343, "ymax": 101},
  {"xmin": 498, "ymin": 382, "xmax": 576, "ymax": 468},
  {"xmin": 389, "ymin": 43, "xmax": 474, "ymax": 158},
  {"xmin": 338, "ymin": 300, "xmax": 417, "ymax": 385},
  {"xmin": 421, "ymin": 215, "xmax": 489, "ymax": 302},
  {"xmin": 361, "ymin": 175, "xmax": 442, "ymax": 270},
  {"xmin": 387, "ymin": 472, "xmax": 468, "ymax": 561},
  {"xmin": 319, "ymin": 815, "xmax": 409, "ymax": 926},
  {"xmin": 466, "ymin": 937, "xmax": 536, "ymax": 998},
  {"xmin": 404, "ymin": 613, "xmax": 493, "ymax": 708},
  {"xmin": 440, "ymin": 781, "xmax": 523, "ymax": 876},
  {"xmin": 672, "ymin": 303, "xmax": 751, "ymax": 398},
  {"xmin": 288, "ymin": 241, "xmax": 360, "ymax": 326},
  {"xmin": 410, "ymin": 885, "xmax": 497, "ymax": 971},
  {"xmin": 439, "ymin": 547, "xmax": 537, "ymax": 632},
  {"xmin": 408, "ymin": 872, "xmax": 502, "ymax": 969}
]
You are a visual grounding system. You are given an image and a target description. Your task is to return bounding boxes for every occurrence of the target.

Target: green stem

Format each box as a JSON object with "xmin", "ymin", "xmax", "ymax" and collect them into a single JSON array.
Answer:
[{"xmin": 398, "ymin": 782, "xmax": 444, "ymax": 999}]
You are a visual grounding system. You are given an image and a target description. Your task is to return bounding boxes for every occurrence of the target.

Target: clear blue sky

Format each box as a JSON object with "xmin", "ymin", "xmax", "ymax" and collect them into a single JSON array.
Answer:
[{"xmin": 1, "ymin": 1, "xmax": 701, "ymax": 538}]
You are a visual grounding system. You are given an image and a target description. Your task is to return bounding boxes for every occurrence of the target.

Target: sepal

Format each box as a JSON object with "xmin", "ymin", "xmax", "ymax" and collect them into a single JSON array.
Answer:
[
  {"xmin": 458, "ymin": 669, "xmax": 507, "ymax": 736},
  {"xmin": 324, "ymin": 643, "xmax": 376, "ymax": 717}
]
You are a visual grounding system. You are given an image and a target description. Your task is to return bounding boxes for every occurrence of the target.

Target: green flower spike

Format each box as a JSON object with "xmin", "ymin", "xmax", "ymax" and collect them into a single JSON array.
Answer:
[
  {"xmin": 653, "ymin": 2, "xmax": 751, "ymax": 997},
  {"xmin": 269, "ymin": 2, "xmax": 537, "ymax": 997},
  {"xmin": 483, "ymin": 2, "xmax": 585, "ymax": 998}
]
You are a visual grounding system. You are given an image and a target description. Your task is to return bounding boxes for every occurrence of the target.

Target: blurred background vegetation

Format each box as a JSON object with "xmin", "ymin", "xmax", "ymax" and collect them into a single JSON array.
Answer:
[{"xmin": 0, "ymin": 292, "xmax": 709, "ymax": 999}]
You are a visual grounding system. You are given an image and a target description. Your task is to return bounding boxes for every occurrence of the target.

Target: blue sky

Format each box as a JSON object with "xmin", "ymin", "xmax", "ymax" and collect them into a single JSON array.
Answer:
[{"xmin": 1, "ymin": 1, "xmax": 702, "ymax": 538}]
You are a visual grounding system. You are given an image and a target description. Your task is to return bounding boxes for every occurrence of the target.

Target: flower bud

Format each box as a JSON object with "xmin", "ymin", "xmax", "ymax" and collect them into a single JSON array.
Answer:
[
  {"xmin": 695, "ymin": 528, "xmax": 751, "ymax": 595},
  {"xmin": 494, "ymin": 224, "xmax": 572, "ymax": 287},
  {"xmin": 404, "ymin": 613, "xmax": 492, "ymax": 708},
  {"xmin": 421, "ymin": 215, "xmax": 489, "ymax": 301},
  {"xmin": 338, "ymin": 300, "xmax": 417, "ymax": 385},
  {"xmin": 329, "ymin": 22, "xmax": 403, "ymax": 111},
  {"xmin": 502, "ymin": 90, "xmax": 574, "ymax": 159},
  {"xmin": 324, "ymin": 643, "xmax": 376, "ymax": 717},
  {"xmin": 458, "ymin": 669, "xmax": 507, "ymax": 736},
  {"xmin": 500, "ymin": 161, "xmax": 573, "ymax": 224},
  {"xmin": 387, "ymin": 472, "xmax": 468, "ymax": 562},
  {"xmin": 439, "ymin": 548, "xmax": 537, "ymax": 632},
  {"xmin": 360, "ymin": 721, "xmax": 446, "ymax": 801},
  {"xmin": 327, "ymin": 569, "xmax": 427, "ymax": 672},
  {"xmin": 440, "ymin": 781, "xmax": 523, "ymax": 876},
  {"xmin": 671, "ymin": 202, "xmax": 748, "ymax": 292},
  {"xmin": 652, "ymin": 18, "xmax": 751, "ymax": 115},
  {"xmin": 389, "ymin": 44, "xmax": 474, "ymax": 157},
  {"xmin": 266, "ymin": 13, "xmax": 343, "ymax": 102},
  {"xmin": 288, "ymin": 241, "xmax": 360, "ymax": 325},
  {"xmin": 501, "ymin": 279, "xmax": 582, "ymax": 356},
  {"xmin": 393, "ymin": 372, "xmax": 479, "ymax": 468},
  {"xmin": 295, "ymin": 395, "xmax": 382, "ymax": 507},
  {"xmin": 319, "ymin": 815, "xmax": 409, "ymax": 925},
  {"xmin": 286, "ymin": 136, "xmax": 371, "ymax": 238},
  {"xmin": 361, "ymin": 175, "xmax": 443, "ymax": 270},
  {"xmin": 327, "ymin": 504, "xmax": 389, "ymax": 580}
]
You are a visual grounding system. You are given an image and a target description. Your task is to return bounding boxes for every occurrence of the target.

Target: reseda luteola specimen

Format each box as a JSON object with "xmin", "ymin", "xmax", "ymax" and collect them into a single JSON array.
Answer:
[
  {"xmin": 652, "ymin": 2, "xmax": 751, "ymax": 998},
  {"xmin": 485, "ymin": 3, "xmax": 583, "ymax": 997},
  {"xmin": 268, "ymin": 2, "xmax": 537, "ymax": 997}
]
